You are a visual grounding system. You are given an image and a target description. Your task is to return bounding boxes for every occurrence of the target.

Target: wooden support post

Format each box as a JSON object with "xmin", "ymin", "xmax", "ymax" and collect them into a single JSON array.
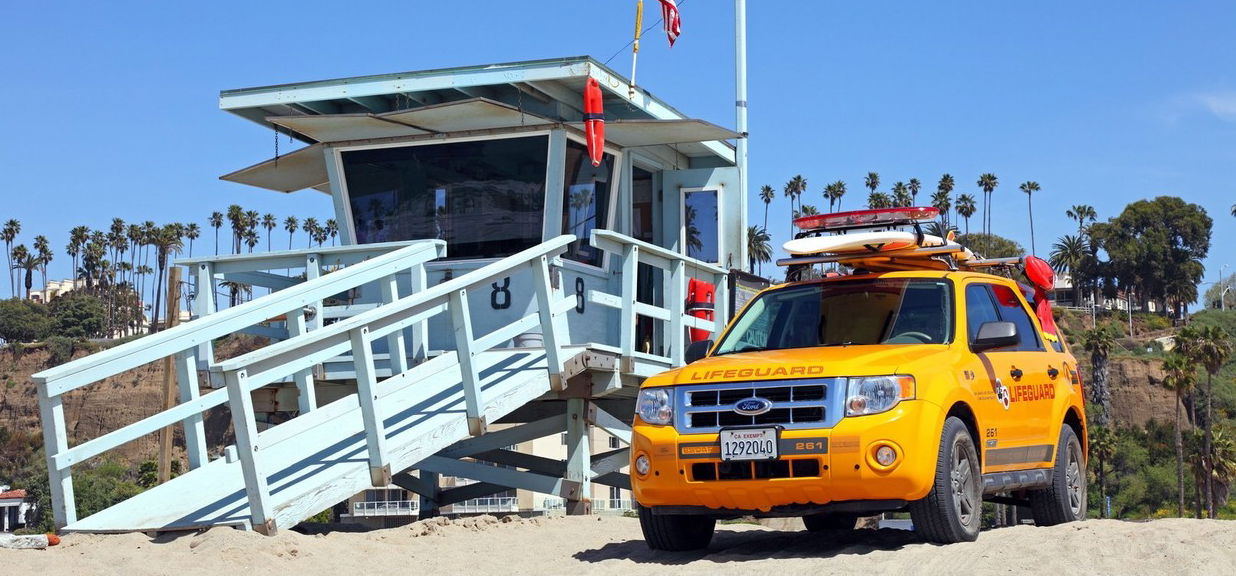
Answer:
[
  {"xmin": 158, "ymin": 267, "xmax": 182, "ymax": 484},
  {"xmin": 287, "ymin": 309, "xmax": 317, "ymax": 414},
  {"xmin": 37, "ymin": 387, "xmax": 74, "ymax": 528},
  {"xmin": 174, "ymin": 348, "xmax": 208, "ymax": 470},
  {"xmin": 618, "ymin": 244, "xmax": 640, "ymax": 373},
  {"xmin": 419, "ymin": 471, "xmax": 440, "ymax": 518},
  {"xmin": 712, "ymin": 270, "xmax": 730, "ymax": 339},
  {"xmin": 351, "ymin": 327, "xmax": 391, "ymax": 487},
  {"xmin": 380, "ymin": 274, "xmax": 410, "ymax": 376},
  {"xmin": 449, "ymin": 289, "xmax": 486, "ymax": 436},
  {"xmin": 564, "ymin": 398, "xmax": 592, "ymax": 515},
  {"xmin": 533, "ymin": 256, "xmax": 567, "ymax": 391},
  {"xmin": 668, "ymin": 259, "xmax": 687, "ymax": 366},
  {"xmin": 224, "ymin": 369, "xmax": 275, "ymax": 535},
  {"xmin": 409, "ymin": 263, "xmax": 429, "ymax": 364}
]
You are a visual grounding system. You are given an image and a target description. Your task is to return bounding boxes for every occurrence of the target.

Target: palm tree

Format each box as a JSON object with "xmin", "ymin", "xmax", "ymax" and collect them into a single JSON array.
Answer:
[
  {"xmin": 826, "ymin": 180, "xmax": 847, "ymax": 213},
  {"xmin": 1049, "ymin": 235, "xmax": 1089, "ymax": 306},
  {"xmin": 930, "ymin": 190, "xmax": 952, "ymax": 229},
  {"xmin": 759, "ymin": 185, "xmax": 775, "ymax": 232},
  {"xmin": 185, "ymin": 223, "xmax": 201, "ymax": 258},
  {"xmin": 907, "ymin": 178, "xmax": 921, "ymax": 205},
  {"xmin": 1162, "ymin": 352, "xmax": 1196, "ymax": 517},
  {"xmin": 955, "ymin": 194, "xmax": 977, "ymax": 235},
  {"xmin": 226, "ymin": 205, "xmax": 245, "ymax": 255},
  {"xmin": 33, "ymin": 235, "xmax": 52, "ymax": 293},
  {"xmin": 891, "ymin": 181, "xmax": 911, "ymax": 207},
  {"xmin": 149, "ymin": 224, "xmax": 184, "ymax": 333},
  {"xmin": 1019, "ymin": 181, "xmax": 1041, "ymax": 256},
  {"xmin": 1192, "ymin": 325, "xmax": 1232, "ymax": 518},
  {"xmin": 867, "ymin": 191, "xmax": 892, "ymax": 209},
  {"xmin": 302, "ymin": 217, "xmax": 320, "ymax": 249},
  {"xmin": 261, "ymin": 214, "xmax": 277, "ymax": 252},
  {"xmin": 1089, "ymin": 425, "xmax": 1116, "ymax": 518},
  {"xmin": 1080, "ymin": 326, "xmax": 1116, "ymax": 427},
  {"xmin": 976, "ymin": 173, "xmax": 998, "ymax": 246},
  {"xmin": 2, "ymin": 219, "xmax": 20, "ymax": 297},
  {"xmin": 747, "ymin": 226, "xmax": 772, "ymax": 275},
  {"xmin": 937, "ymin": 174, "xmax": 955, "ymax": 224},
  {"xmin": 325, "ymin": 219, "xmax": 339, "ymax": 246},
  {"xmin": 1065, "ymin": 205, "xmax": 1096, "ymax": 235},
  {"xmin": 784, "ymin": 175, "xmax": 806, "ymax": 235},
  {"xmin": 283, "ymin": 216, "xmax": 300, "ymax": 250},
  {"xmin": 10, "ymin": 244, "xmax": 35, "ymax": 298},
  {"xmin": 796, "ymin": 204, "xmax": 819, "ymax": 218},
  {"xmin": 864, "ymin": 172, "xmax": 880, "ymax": 199},
  {"xmin": 66, "ymin": 225, "xmax": 90, "ymax": 286},
  {"xmin": 209, "ymin": 211, "xmax": 224, "ymax": 255}
]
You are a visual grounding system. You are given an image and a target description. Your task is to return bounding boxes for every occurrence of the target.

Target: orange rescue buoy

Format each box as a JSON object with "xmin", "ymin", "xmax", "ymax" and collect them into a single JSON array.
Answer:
[
  {"xmin": 686, "ymin": 278, "xmax": 715, "ymax": 342},
  {"xmin": 584, "ymin": 78, "xmax": 605, "ymax": 167}
]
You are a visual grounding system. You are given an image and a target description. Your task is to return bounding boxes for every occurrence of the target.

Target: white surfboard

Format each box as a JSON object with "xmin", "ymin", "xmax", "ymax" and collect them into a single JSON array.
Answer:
[{"xmin": 784, "ymin": 231, "xmax": 947, "ymax": 256}]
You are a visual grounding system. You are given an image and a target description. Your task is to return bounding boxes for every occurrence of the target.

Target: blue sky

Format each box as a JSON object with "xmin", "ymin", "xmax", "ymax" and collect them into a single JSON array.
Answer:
[{"xmin": 2, "ymin": 1, "xmax": 1234, "ymax": 300}]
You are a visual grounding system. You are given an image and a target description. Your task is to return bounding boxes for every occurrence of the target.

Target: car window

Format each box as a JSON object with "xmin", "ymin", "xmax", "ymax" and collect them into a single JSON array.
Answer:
[
  {"xmin": 964, "ymin": 284, "xmax": 1001, "ymax": 344},
  {"xmin": 990, "ymin": 284, "xmax": 1044, "ymax": 352}
]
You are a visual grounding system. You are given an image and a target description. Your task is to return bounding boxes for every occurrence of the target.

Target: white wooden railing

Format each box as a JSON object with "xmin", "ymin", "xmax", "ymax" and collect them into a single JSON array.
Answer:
[{"xmin": 31, "ymin": 240, "xmax": 446, "ymax": 529}]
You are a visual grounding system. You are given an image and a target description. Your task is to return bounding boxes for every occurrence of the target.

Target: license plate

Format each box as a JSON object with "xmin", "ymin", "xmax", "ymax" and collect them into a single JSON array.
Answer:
[{"xmin": 720, "ymin": 427, "xmax": 778, "ymax": 461}]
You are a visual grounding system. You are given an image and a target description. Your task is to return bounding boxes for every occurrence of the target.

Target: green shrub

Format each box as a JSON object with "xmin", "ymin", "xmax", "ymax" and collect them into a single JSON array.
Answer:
[{"xmin": 44, "ymin": 335, "xmax": 75, "ymax": 366}]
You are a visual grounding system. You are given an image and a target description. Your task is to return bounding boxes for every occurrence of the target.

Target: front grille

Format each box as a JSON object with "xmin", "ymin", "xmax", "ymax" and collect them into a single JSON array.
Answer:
[
  {"xmin": 676, "ymin": 379, "xmax": 833, "ymax": 433},
  {"xmin": 691, "ymin": 459, "xmax": 821, "ymax": 481}
]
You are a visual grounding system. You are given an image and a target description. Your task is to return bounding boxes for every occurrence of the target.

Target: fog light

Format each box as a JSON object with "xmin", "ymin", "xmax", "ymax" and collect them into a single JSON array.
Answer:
[
  {"xmin": 875, "ymin": 445, "xmax": 897, "ymax": 466},
  {"xmin": 635, "ymin": 454, "xmax": 651, "ymax": 476}
]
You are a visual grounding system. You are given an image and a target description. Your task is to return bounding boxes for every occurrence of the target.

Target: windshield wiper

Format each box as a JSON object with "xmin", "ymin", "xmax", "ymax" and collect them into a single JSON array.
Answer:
[{"xmin": 717, "ymin": 344, "xmax": 769, "ymax": 355}]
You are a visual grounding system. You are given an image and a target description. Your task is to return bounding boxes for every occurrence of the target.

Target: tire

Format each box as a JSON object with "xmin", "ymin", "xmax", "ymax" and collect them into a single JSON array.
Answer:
[
  {"xmin": 1030, "ymin": 424, "xmax": 1087, "ymax": 526},
  {"xmin": 802, "ymin": 512, "xmax": 859, "ymax": 532},
  {"xmin": 909, "ymin": 416, "xmax": 982, "ymax": 543},
  {"xmin": 638, "ymin": 506, "xmax": 716, "ymax": 551}
]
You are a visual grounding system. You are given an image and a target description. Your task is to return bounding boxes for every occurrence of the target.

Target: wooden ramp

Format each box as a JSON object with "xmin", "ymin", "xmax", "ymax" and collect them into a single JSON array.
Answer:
[{"xmin": 67, "ymin": 348, "xmax": 557, "ymax": 533}]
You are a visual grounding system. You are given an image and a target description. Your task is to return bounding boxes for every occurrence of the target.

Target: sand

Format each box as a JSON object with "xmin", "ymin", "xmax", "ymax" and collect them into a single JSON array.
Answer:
[{"xmin": 3, "ymin": 515, "xmax": 1234, "ymax": 575}]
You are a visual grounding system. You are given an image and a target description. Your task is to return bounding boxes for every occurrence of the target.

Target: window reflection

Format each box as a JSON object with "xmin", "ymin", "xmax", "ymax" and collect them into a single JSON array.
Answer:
[
  {"xmin": 684, "ymin": 189, "xmax": 719, "ymax": 263},
  {"xmin": 561, "ymin": 140, "xmax": 614, "ymax": 267},
  {"xmin": 342, "ymin": 136, "xmax": 549, "ymax": 259}
]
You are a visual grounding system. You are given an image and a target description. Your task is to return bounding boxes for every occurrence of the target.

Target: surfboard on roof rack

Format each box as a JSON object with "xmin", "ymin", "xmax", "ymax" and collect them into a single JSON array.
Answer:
[{"xmin": 779, "ymin": 206, "xmax": 980, "ymax": 272}]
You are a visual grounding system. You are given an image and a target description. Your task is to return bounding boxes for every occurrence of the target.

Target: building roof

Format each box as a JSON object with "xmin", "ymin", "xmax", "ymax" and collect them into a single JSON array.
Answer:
[
  {"xmin": 218, "ymin": 56, "xmax": 738, "ymax": 194},
  {"xmin": 0, "ymin": 488, "xmax": 27, "ymax": 500}
]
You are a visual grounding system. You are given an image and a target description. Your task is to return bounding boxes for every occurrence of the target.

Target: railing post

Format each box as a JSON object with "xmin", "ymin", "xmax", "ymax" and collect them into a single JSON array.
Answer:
[
  {"xmin": 304, "ymin": 253, "xmax": 322, "ymax": 331},
  {"xmin": 533, "ymin": 256, "xmax": 569, "ymax": 391},
  {"xmin": 175, "ymin": 348, "xmax": 209, "ymax": 470},
  {"xmin": 380, "ymin": 274, "xmax": 410, "ymax": 375},
  {"xmin": 351, "ymin": 327, "xmax": 392, "ymax": 487},
  {"xmin": 409, "ymin": 262, "xmax": 429, "ymax": 365},
  {"xmin": 287, "ymin": 309, "xmax": 317, "ymax": 414},
  {"xmin": 194, "ymin": 262, "xmax": 216, "ymax": 366},
  {"xmin": 449, "ymin": 289, "xmax": 486, "ymax": 436},
  {"xmin": 618, "ymin": 244, "xmax": 640, "ymax": 372},
  {"xmin": 224, "ymin": 369, "xmax": 276, "ymax": 535},
  {"xmin": 37, "ymin": 387, "xmax": 75, "ymax": 528},
  {"xmin": 668, "ymin": 259, "xmax": 687, "ymax": 366}
]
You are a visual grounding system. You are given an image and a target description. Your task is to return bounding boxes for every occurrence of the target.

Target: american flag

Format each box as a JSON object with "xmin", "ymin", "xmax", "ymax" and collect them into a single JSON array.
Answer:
[{"xmin": 659, "ymin": 0, "xmax": 681, "ymax": 47}]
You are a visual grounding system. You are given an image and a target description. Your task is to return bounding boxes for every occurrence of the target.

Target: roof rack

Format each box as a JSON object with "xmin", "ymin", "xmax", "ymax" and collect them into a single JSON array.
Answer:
[{"xmin": 776, "ymin": 243, "xmax": 1023, "ymax": 274}]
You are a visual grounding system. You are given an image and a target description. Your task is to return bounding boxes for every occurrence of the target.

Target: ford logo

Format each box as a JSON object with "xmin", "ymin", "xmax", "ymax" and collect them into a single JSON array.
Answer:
[{"xmin": 734, "ymin": 397, "xmax": 773, "ymax": 416}]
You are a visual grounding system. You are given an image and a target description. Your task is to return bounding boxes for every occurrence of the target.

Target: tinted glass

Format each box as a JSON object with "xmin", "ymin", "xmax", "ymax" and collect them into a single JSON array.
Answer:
[
  {"xmin": 562, "ymin": 140, "xmax": 614, "ymax": 266},
  {"xmin": 965, "ymin": 284, "xmax": 1001, "ymax": 344},
  {"xmin": 713, "ymin": 278, "xmax": 953, "ymax": 354},
  {"xmin": 991, "ymin": 284, "xmax": 1043, "ymax": 351},
  {"xmin": 684, "ymin": 189, "xmax": 720, "ymax": 263},
  {"xmin": 342, "ymin": 136, "xmax": 549, "ymax": 259}
]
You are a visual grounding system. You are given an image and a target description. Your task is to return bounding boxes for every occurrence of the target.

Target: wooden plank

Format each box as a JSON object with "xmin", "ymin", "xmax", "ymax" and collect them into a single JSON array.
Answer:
[
  {"xmin": 174, "ymin": 348, "xmax": 208, "ymax": 470},
  {"xmin": 564, "ymin": 398, "xmax": 591, "ymax": 514},
  {"xmin": 38, "ymin": 389, "xmax": 74, "ymax": 528},
  {"xmin": 532, "ymin": 255, "xmax": 568, "ymax": 390},
  {"xmin": 417, "ymin": 456, "xmax": 581, "ymax": 499},
  {"xmin": 590, "ymin": 448, "xmax": 630, "ymax": 476},
  {"xmin": 449, "ymin": 289, "xmax": 485, "ymax": 435},
  {"xmin": 619, "ymin": 244, "xmax": 639, "ymax": 362},
  {"xmin": 224, "ymin": 369, "xmax": 275, "ymax": 535},
  {"xmin": 379, "ymin": 275, "xmax": 410, "ymax": 376},
  {"xmin": 286, "ymin": 310, "xmax": 317, "ymax": 414},
  {"xmin": 588, "ymin": 404, "xmax": 632, "ymax": 444}
]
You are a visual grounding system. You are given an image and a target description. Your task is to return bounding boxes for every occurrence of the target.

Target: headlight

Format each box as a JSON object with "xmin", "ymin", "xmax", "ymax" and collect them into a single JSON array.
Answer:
[
  {"xmin": 637, "ymin": 387, "xmax": 674, "ymax": 425},
  {"xmin": 845, "ymin": 375, "xmax": 915, "ymax": 416}
]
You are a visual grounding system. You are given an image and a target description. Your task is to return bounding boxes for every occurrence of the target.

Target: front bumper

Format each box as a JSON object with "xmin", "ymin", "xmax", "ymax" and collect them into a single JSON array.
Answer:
[{"xmin": 630, "ymin": 400, "xmax": 944, "ymax": 512}]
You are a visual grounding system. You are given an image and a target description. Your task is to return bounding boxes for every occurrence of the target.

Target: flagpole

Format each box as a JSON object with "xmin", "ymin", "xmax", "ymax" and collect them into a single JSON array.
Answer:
[
  {"xmin": 735, "ymin": 0, "xmax": 749, "ymax": 269},
  {"xmin": 629, "ymin": 0, "xmax": 644, "ymax": 98}
]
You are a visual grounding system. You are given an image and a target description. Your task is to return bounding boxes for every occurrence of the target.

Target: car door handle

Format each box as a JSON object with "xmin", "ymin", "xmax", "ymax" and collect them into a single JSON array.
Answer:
[
  {"xmin": 1047, "ymin": 367, "xmax": 1060, "ymax": 379},
  {"xmin": 1010, "ymin": 368, "xmax": 1024, "ymax": 379}
]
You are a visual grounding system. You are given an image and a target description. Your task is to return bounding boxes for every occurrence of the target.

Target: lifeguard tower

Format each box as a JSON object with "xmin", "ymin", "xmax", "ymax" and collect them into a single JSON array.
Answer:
[{"xmin": 33, "ymin": 56, "xmax": 753, "ymax": 534}]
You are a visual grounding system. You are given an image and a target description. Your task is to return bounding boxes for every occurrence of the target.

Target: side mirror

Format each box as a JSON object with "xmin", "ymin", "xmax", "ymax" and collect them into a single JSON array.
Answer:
[
  {"xmin": 972, "ymin": 321, "xmax": 1019, "ymax": 352},
  {"xmin": 685, "ymin": 340, "xmax": 713, "ymax": 364}
]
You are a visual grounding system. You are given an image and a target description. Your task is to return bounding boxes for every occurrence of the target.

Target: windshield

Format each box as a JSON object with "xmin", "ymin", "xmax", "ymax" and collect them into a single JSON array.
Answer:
[{"xmin": 713, "ymin": 278, "xmax": 954, "ymax": 355}]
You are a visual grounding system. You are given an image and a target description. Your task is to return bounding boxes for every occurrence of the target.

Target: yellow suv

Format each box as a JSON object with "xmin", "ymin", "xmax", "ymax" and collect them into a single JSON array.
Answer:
[{"xmin": 631, "ymin": 267, "xmax": 1087, "ymax": 549}]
